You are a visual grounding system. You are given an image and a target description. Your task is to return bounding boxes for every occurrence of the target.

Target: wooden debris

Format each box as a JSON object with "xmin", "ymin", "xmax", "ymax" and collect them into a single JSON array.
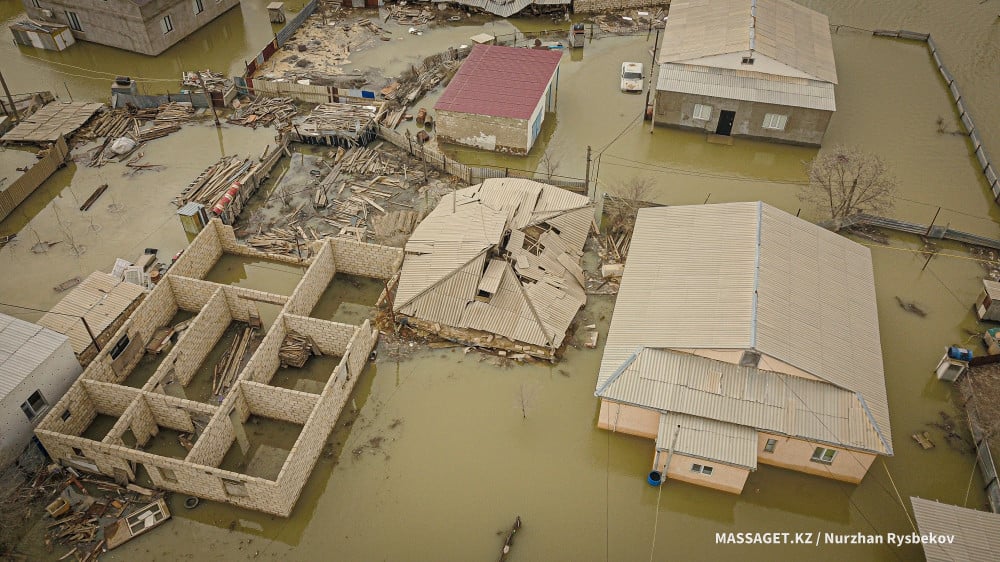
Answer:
[
  {"xmin": 228, "ymin": 96, "xmax": 296, "ymax": 127},
  {"xmin": 145, "ymin": 325, "xmax": 175, "ymax": 354},
  {"xmin": 212, "ymin": 325, "xmax": 255, "ymax": 396},
  {"xmin": 79, "ymin": 184, "xmax": 109, "ymax": 211},
  {"xmin": 279, "ymin": 331, "xmax": 318, "ymax": 368},
  {"xmin": 912, "ymin": 431, "xmax": 935, "ymax": 449},
  {"xmin": 53, "ymin": 276, "xmax": 82, "ymax": 292},
  {"xmin": 498, "ymin": 516, "xmax": 522, "ymax": 561}
]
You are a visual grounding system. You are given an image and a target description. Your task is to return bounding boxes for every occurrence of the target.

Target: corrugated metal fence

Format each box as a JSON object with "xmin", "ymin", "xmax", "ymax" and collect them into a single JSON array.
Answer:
[
  {"xmin": 243, "ymin": 0, "xmax": 318, "ymax": 80},
  {"xmin": 870, "ymin": 28, "xmax": 999, "ymax": 205}
]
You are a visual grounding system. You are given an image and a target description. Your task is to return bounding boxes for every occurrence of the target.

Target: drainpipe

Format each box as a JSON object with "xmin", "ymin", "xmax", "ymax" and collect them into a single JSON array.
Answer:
[{"xmin": 659, "ymin": 424, "xmax": 681, "ymax": 481}]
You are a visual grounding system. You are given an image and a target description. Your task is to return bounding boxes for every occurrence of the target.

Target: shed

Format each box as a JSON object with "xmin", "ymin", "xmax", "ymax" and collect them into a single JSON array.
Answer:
[
  {"xmin": 653, "ymin": 0, "xmax": 837, "ymax": 146},
  {"xmin": 435, "ymin": 45, "xmax": 562, "ymax": 154},
  {"xmin": 266, "ymin": 2, "xmax": 286, "ymax": 23},
  {"xmin": 9, "ymin": 20, "xmax": 76, "ymax": 51},
  {"xmin": 38, "ymin": 271, "xmax": 145, "ymax": 365},
  {"xmin": 177, "ymin": 202, "xmax": 209, "ymax": 235},
  {"xmin": 974, "ymin": 279, "xmax": 1000, "ymax": 321},
  {"xmin": 595, "ymin": 202, "xmax": 891, "ymax": 494},
  {"xmin": 911, "ymin": 497, "xmax": 1000, "ymax": 561},
  {"xmin": 0, "ymin": 313, "xmax": 81, "ymax": 468}
]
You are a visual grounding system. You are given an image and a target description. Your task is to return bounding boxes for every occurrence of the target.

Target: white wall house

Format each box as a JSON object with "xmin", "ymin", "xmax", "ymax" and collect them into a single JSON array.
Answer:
[{"xmin": 0, "ymin": 313, "xmax": 82, "ymax": 469}]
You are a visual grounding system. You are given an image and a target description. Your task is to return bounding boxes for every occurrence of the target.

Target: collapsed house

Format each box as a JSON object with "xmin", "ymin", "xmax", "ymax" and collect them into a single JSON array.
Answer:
[
  {"xmin": 34, "ymin": 220, "xmax": 403, "ymax": 516},
  {"xmin": 595, "ymin": 202, "xmax": 892, "ymax": 494},
  {"xmin": 393, "ymin": 179, "xmax": 592, "ymax": 359}
]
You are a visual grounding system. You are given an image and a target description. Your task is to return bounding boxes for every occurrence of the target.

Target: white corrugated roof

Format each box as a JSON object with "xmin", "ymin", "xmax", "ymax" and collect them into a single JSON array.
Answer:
[
  {"xmin": 657, "ymin": 63, "xmax": 837, "ymax": 111},
  {"xmin": 0, "ymin": 313, "xmax": 72, "ymax": 401},
  {"xmin": 395, "ymin": 179, "xmax": 591, "ymax": 349},
  {"xmin": 597, "ymin": 202, "xmax": 891, "ymax": 454},
  {"xmin": 38, "ymin": 271, "xmax": 145, "ymax": 355},
  {"xmin": 911, "ymin": 497, "xmax": 1000, "ymax": 562},
  {"xmin": 657, "ymin": 412, "xmax": 759, "ymax": 469},
  {"xmin": 983, "ymin": 279, "xmax": 1000, "ymax": 298},
  {"xmin": 600, "ymin": 348, "xmax": 886, "ymax": 454},
  {"xmin": 658, "ymin": 0, "xmax": 837, "ymax": 84}
]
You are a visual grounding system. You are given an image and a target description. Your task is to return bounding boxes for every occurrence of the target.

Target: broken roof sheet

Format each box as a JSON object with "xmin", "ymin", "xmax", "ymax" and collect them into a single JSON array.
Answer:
[
  {"xmin": 38, "ymin": 271, "xmax": 145, "ymax": 355},
  {"xmin": 658, "ymin": 0, "xmax": 837, "ymax": 84},
  {"xmin": 435, "ymin": 44, "xmax": 562, "ymax": 120},
  {"xmin": 395, "ymin": 178, "xmax": 591, "ymax": 349},
  {"xmin": 911, "ymin": 497, "xmax": 1000, "ymax": 562},
  {"xmin": 596, "ymin": 202, "xmax": 891, "ymax": 454},
  {"xmin": 0, "ymin": 313, "xmax": 72, "ymax": 401},
  {"xmin": 2, "ymin": 102, "xmax": 102, "ymax": 143},
  {"xmin": 599, "ymin": 348, "xmax": 888, "ymax": 455}
]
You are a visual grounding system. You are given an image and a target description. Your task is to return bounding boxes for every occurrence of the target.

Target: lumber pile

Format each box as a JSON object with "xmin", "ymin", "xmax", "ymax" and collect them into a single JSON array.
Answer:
[
  {"xmin": 228, "ymin": 96, "xmax": 296, "ymax": 127},
  {"xmin": 152, "ymin": 102, "xmax": 194, "ymax": 124},
  {"xmin": 212, "ymin": 325, "xmax": 255, "ymax": 396},
  {"xmin": 246, "ymin": 227, "xmax": 310, "ymax": 256},
  {"xmin": 176, "ymin": 155, "xmax": 254, "ymax": 207},
  {"xmin": 182, "ymin": 69, "xmax": 229, "ymax": 92},
  {"xmin": 297, "ymin": 102, "xmax": 379, "ymax": 140},
  {"xmin": 77, "ymin": 109, "xmax": 133, "ymax": 140},
  {"xmin": 279, "ymin": 331, "xmax": 319, "ymax": 368},
  {"xmin": 138, "ymin": 122, "xmax": 181, "ymax": 142}
]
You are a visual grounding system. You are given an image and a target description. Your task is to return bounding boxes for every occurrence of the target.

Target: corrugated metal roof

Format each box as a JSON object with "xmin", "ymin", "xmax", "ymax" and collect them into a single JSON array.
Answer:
[
  {"xmin": 983, "ymin": 279, "xmax": 1000, "ymax": 298},
  {"xmin": 599, "ymin": 349, "xmax": 886, "ymax": 453},
  {"xmin": 435, "ymin": 45, "xmax": 562, "ymax": 120},
  {"xmin": 658, "ymin": 0, "xmax": 837, "ymax": 84},
  {"xmin": 38, "ymin": 271, "xmax": 145, "ymax": 355},
  {"xmin": 0, "ymin": 313, "xmax": 72, "ymax": 401},
  {"xmin": 657, "ymin": 63, "xmax": 836, "ymax": 111},
  {"xmin": 395, "ymin": 179, "xmax": 591, "ymax": 350},
  {"xmin": 911, "ymin": 497, "xmax": 1000, "ymax": 562},
  {"xmin": 597, "ymin": 202, "xmax": 890, "ymax": 454},
  {"xmin": 656, "ymin": 412, "xmax": 758, "ymax": 469}
]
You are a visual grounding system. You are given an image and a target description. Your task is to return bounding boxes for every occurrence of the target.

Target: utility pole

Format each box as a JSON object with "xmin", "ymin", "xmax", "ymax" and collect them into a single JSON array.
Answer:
[
  {"xmin": 197, "ymin": 73, "xmax": 221, "ymax": 127},
  {"xmin": 585, "ymin": 145, "xmax": 592, "ymax": 202},
  {"xmin": 925, "ymin": 207, "xmax": 942, "ymax": 236},
  {"xmin": 0, "ymin": 68, "xmax": 20, "ymax": 122},
  {"xmin": 81, "ymin": 317, "xmax": 101, "ymax": 351}
]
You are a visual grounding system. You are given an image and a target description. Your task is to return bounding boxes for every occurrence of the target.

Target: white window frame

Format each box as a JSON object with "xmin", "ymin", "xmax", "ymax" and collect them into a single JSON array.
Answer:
[
  {"xmin": 193, "ymin": 0, "xmax": 204, "ymax": 14},
  {"xmin": 811, "ymin": 446, "xmax": 837, "ymax": 464},
  {"xmin": 161, "ymin": 15, "xmax": 174, "ymax": 34},
  {"xmin": 763, "ymin": 438, "xmax": 778, "ymax": 453},
  {"xmin": 65, "ymin": 10, "xmax": 82, "ymax": 32},
  {"xmin": 692, "ymin": 104, "xmax": 712, "ymax": 121},
  {"xmin": 762, "ymin": 113, "xmax": 788, "ymax": 131},
  {"xmin": 690, "ymin": 463, "xmax": 714, "ymax": 475},
  {"xmin": 21, "ymin": 390, "xmax": 49, "ymax": 421}
]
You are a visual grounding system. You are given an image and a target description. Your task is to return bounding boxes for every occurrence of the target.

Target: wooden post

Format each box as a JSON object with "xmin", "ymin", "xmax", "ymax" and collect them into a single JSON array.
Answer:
[
  {"xmin": 585, "ymin": 145, "xmax": 592, "ymax": 202},
  {"xmin": 198, "ymin": 73, "xmax": 221, "ymax": 127},
  {"xmin": 81, "ymin": 317, "xmax": 101, "ymax": 351},
  {"xmin": 925, "ymin": 207, "xmax": 942, "ymax": 236},
  {"xmin": 0, "ymin": 69, "xmax": 19, "ymax": 122}
]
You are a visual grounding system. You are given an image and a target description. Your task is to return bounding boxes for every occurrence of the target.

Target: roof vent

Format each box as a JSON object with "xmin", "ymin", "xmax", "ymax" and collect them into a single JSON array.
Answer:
[{"xmin": 741, "ymin": 56, "xmax": 755, "ymax": 65}]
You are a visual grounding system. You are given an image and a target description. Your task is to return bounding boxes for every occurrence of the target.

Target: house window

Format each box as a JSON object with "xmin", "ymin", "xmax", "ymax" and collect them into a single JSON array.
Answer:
[
  {"xmin": 811, "ymin": 447, "xmax": 837, "ymax": 464},
  {"xmin": 72, "ymin": 447, "xmax": 85, "ymax": 457},
  {"xmin": 65, "ymin": 10, "xmax": 82, "ymax": 31},
  {"xmin": 763, "ymin": 438, "xmax": 778, "ymax": 453},
  {"xmin": 193, "ymin": 0, "xmax": 204, "ymax": 14},
  {"xmin": 740, "ymin": 350, "xmax": 761, "ymax": 368},
  {"xmin": 109, "ymin": 334, "xmax": 130, "ymax": 360},
  {"xmin": 61, "ymin": 410, "xmax": 71, "ymax": 421},
  {"xmin": 20, "ymin": 390, "xmax": 48, "ymax": 420},
  {"xmin": 161, "ymin": 15, "xmax": 174, "ymax": 34},
  {"xmin": 158, "ymin": 467, "xmax": 178, "ymax": 483},
  {"xmin": 691, "ymin": 463, "xmax": 714, "ymax": 475},
  {"xmin": 763, "ymin": 113, "xmax": 789, "ymax": 131},
  {"xmin": 692, "ymin": 104, "xmax": 712, "ymax": 121}
]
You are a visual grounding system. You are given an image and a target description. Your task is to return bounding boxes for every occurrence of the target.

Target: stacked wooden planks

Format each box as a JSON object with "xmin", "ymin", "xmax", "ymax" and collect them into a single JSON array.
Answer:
[{"xmin": 279, "ymin": 331, "xmax": 318, "ymax": 368}]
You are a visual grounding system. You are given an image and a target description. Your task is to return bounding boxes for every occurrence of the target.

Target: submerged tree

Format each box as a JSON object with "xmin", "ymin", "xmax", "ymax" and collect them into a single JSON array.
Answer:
[{"xmin": 799, "ymin": 146, "xmax": 897, "ymax": 228}]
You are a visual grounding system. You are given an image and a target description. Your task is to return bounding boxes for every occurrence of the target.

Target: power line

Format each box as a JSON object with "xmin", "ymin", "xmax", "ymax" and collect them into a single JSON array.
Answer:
[{"xmin": 15, "ymin": 52, "xmax": 183, "ymax": 82}]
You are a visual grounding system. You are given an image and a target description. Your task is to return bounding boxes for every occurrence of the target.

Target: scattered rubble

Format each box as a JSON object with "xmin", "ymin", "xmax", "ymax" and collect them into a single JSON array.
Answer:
[{"xmin": 228, "ymin": 97, "xmax": 298, "ymax": 128}]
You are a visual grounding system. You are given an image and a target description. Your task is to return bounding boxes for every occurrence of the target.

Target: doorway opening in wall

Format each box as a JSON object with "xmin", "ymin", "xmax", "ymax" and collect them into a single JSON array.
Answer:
[{"xmin": 716, "ymin": 110, "xmax": 736, "ymax": 136}]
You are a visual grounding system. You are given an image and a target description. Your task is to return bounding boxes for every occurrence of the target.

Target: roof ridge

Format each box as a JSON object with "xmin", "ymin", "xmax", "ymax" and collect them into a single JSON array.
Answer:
[{"xmin": 750, "ymin": 201, "xmax": 762, "ymax": 348}]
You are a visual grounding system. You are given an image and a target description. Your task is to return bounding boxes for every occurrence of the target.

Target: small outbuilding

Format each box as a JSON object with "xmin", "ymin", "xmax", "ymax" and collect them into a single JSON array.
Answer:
[
  {"xmin": 0, "ymin": 313, "xmax": 82, "ymax": 468},
  {"xmin": 974, "ymin": 279, "xmax": 1000, "ymax": 321},
  {"xmin": 911, "ymin": 497, "xmax": 1000, "ymax": 561},
  {"xmin": 653, "ymin": 0, "xmax": 838, "ymax": 146},
  {"xmin": 435, "ymin": 44, "xmax": 562, "ymax": 155},
  {"xmin": 393, "ymin": 179, "xmax": 592, "ymax": 359}
]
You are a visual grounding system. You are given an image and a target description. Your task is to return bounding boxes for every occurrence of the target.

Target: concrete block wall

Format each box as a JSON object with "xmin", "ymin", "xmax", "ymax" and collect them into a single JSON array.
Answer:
[
  {"xmin": 127, "ymin": 398, "xmax": 158, "ymax": 446},
  {"xmin": 346, "ymin": 321, "xmax": 377, "ymax": 378},
  {"xmin": 329, "ymin": 238, "xmax": 403, "ymax": 280},
  {"xmin": 284, "ymin": 242, "xmax": 336, "ymax": 317},
  {"xmin": 436, "ymin": 110, "xmax": 529, "ymax": 154},
  {"xmin": 37, "ymin": 383, "xmax": 96, "ymax": 437},
  {"xmin": 185, "ymin": 411, "xmax": 234, "ymax": 467},
  {"xmin": 79, "ymin": 353, "xmax": 116, "ymax": 383},
  {"xmin": 168, "ymin": 276, "xmax": 222, "ymax": 311},
  {"xmin": 573, "ymin": 0, "xmax": 670, "ymax": 13},
  {"xmin": 239, "ymin": 382, "xmax": 318, "ymax": 425},
  {"xmin": 170, "ymin": 220, "xmax": 224, "ymax": 279},
  {"xmin": 213, "ymin": 219, "xmax": 311, "ymax": 267},
  {"xmin": 152, "ymin": 290, "xmax": 230, "ymax": 389},
  {"xmin": 144, "ymin": 392, "xmax": 212, "ymax": 433},
  {"xmin": 242, "ymin": 319, "xmax": 286, "ymax": 385},
  {"xmin": 282, "ymin": 314, "xmax": 354, "ymax": 357},
  {"xmin": 34, "ymin": 429, "xmax": 136, "ymax": 479},
  {"xmin": 222, "ymin": 285, "xmax": 288, "ymax": 324},
  {"xmin": 81, "ymin": 380, "xmax": 138, "ymax": 417}
]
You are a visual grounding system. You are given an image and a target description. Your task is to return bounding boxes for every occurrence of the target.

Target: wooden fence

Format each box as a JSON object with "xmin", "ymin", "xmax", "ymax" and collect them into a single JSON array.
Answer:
[{"xmin": 0, "ymin": 135, "xmax": 69, "ymax": 221}]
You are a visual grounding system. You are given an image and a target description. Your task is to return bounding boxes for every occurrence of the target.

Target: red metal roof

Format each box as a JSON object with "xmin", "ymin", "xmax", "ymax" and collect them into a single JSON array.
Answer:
[{"xmin": 435, "ymin": 45, "xmax": 562, "ymax": 120}]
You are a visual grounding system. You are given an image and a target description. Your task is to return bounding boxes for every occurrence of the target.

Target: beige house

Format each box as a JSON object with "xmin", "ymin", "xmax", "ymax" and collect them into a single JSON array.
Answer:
[
  {"xmin": 393, "ymin": 179, "xmax": 591, "ymax": 359},
  {"xmin": 595, "ymin": 202, "xmax": 892, "ymax": 494},
  {"xmin": 21, "ymin": 0, "xmax": 240, "ymax": 56},
  {"xmin": 653, "ymin": 0, "xmax": 837, "ymax": 146},
  {"xmin": 911, "ymin": 497, "xmax": 1000, "ymax": 561}
]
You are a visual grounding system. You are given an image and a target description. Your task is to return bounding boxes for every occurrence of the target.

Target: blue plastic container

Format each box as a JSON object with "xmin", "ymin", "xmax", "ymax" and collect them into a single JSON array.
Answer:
[
  {"xmin": 948, "ymin": 346, "xmax": 974, "ymax": 362},
  {"xmin": 647, "ymin": 471, "xmax": 663, "ymax": 487}
]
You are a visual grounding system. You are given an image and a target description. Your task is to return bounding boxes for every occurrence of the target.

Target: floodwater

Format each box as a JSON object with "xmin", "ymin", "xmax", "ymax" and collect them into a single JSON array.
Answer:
[
  {"xmin": 163, "ymin": 322, "xmax": 262, "ymax": 405},
  {"xmin": 219, "ymin": 416, "xmax": 302, "ymax": 481},
  {"xmin": 268, "ymin": 355, "xmax": 342, "ymax": 394},
  {"xmin": 308, "ymin": 273, "xmax": 382, "ymax": 324},
  {"xmin": 3, "ymin": 2, "xmax": 1000, "ymax": 561},
  {"xmin": 203, "ymin": 255, "xmax": 307, "ymax": 294}
]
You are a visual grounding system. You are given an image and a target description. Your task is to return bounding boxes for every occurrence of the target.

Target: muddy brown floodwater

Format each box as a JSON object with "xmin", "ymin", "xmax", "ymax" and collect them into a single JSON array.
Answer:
[{"xmin": 3, "ymin": 0, "xmax": 1000, "ymax": 560}]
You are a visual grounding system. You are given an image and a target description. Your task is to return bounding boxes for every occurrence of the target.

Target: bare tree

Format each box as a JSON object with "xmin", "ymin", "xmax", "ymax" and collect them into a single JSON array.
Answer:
[
  {"xmin": 539, "ymin": 148, "xmax": 561, "ymax": 182},
  {"xmin": 606, "ymin": 175, "xmax": 654, "ymax": 239},
  {"xmin": 799, "ymin": 146, "xmax": 897, "ymax": 228}
]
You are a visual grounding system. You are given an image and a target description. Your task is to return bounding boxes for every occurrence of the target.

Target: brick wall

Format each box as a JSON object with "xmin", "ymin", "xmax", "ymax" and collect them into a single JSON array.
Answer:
[
  {"xmin": 127, "ymin": 398, "xmax": 157, "ymax": 446},
  {"xmin": 436, "ymin": 110, "xmax": 529, "ymax": 154},
  {"xmin": 157, "ymin": 290, "xmax": 231, "ymax": 388},
  {"xmin": 239, "ymin": 382, "xmax": 318, "ymax": 425},
  {"xmin": 81, "ymin": 380, "xmax": 138, "ymax": 417},
  {"xmin": 223, "ymin": 285, "xmax": 288, "ymax": 323},
  {"xmin": 282, "ymin": 314, "xmax": 355, "ymax": 357},
  {"xmin": 170, "ymin": 220, "xmax": 223, "ymax": 279},
  {"xmin": 346, "ymin": 321, "xmax": 377, "ymax": 378},
  {"xmin": 185, "ymin": 412, "xmax": 234, "ymax": 467},
  {"xmin": 573, "ymin": 0, "xmax": 670, "ymax": 13},
  {"xmin": 285, "ymin": 243, "xmax": 336, "ymax": 317},
  {"xmin": 214, "ymin": 219, "xmax": 311, "ymax": 266},
  {"xmin": 328, "ymin": 238, "xmax": 403, "ymax": 280},
  {"xmin": 37, "ymin": 384, "xmax": 96, "ymax": 437},
  {"xmin": 168, "ymin": 276, "xmax": 222, "ymax": 311},
  {"xmin": 145, "ymin": 392, "xmax": 213, "ymax": 433},
  {"xmin": 242, "ymin": 321, "xmax": 286, "ymax": 385}
]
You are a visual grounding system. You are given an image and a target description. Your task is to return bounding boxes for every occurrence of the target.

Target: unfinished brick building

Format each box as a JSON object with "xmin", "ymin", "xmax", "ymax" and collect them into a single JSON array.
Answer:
[{"xmin": 34, "ymin": 220, "xmax": 403, "ymax": 516}]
